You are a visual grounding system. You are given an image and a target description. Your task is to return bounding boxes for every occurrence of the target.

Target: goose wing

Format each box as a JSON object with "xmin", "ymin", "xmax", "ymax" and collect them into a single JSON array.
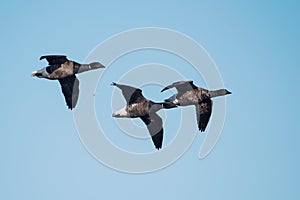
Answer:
[
  {"xmin": 140, "ymin": 113, "xmax": 163, "ymax": 150},
  {"xmin": 195, "ymin": 98, "xmax": 212, "ymax": 132},
  {"xmin": 161, "ymin": 80, "xmax": 198, "ymax": 94},
  {"xmin": 112, "ymin": 82, "xmax": 145, "ymax": 105},
  {"xmin": 58, "ymin": 75, "xmax": 79, "ymax": 110},
  {"xmin": 40, "ymin": 55, "xmax": 68, "ymax": 65}
]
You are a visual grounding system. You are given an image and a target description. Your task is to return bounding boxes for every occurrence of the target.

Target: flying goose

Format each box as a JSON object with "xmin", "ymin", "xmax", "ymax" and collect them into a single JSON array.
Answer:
[
  {"xmin": 112, "ymin": 82, "xmax": 174, "ymax": 150},
  {"xmin": 32, "ymin": 55, "xmax": 105, "ymax": 109},
  {"xmin": 161, "ymin": 80, "xmax": 231, "ymax": 132}
]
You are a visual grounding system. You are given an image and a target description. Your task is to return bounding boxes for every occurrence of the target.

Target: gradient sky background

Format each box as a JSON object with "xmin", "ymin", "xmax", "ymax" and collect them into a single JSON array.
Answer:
[{"xmin": 1, "ymin": 0, "xmax": 299, "ymax": 199}]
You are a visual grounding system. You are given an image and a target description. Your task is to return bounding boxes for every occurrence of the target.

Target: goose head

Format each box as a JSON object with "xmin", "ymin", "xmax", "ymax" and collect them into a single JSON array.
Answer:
[{"xmin": 88, "ymin": 62, "xmax": 105, "ymax": 69}]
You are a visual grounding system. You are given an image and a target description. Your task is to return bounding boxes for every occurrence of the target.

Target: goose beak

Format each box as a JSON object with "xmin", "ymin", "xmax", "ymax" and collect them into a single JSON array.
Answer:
[{"xmin": 226, "ymin": 90, "xmax": 232, "ymax": 94}]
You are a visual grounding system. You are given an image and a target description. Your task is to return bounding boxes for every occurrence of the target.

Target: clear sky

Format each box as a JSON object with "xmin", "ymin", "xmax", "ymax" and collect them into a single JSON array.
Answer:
[{"xmin": 1, "ymin": 0, "xmax": 299, "ymax": 199}]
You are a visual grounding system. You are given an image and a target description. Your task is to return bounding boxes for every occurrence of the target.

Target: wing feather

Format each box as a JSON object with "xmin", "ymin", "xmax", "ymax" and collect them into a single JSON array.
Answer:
[
  {"xmin": 161, "ymin": 80, "xmax": 197, "ymax": 94},
  {"xmin": 195, "ymin": 98, "xmax": 212, "ymax": 132},
  {"xmin": 58, "ymin": 75, "xmax": 79, "ymax": 110},
  {"xmin": 40, "ymin": 55, "xmax": 68, "ymax": 65},
  {"xmin": 112, "ymin": 82, "xmax": 145, "ymax": 105},
  {"xmin": 140, "ymin": 113, "xmax": 163, "ymax": 149}
]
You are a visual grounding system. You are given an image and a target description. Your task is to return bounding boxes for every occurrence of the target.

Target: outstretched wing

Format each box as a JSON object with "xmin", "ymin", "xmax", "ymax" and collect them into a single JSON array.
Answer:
[
  {"xmin": 140, "ymin": 113, "xmax": 163, "ymax": 150},
  {"xmin": 58, "ymin": 75, "xmax": 79, "ymax": 110},
  {"xmin": 112, "ymin": 82, "xmax": 145, "ymax": 105},
  {"xmin": 40, "ymin": 55, "xmax": 68, "ymax": 65},
  {"xmin": 195, "ymin": 98, "xmax": 212, "ymax": 132},
  {"xmin": 161, "ymin": 80, "xmax": 198, "ymax": 95}
]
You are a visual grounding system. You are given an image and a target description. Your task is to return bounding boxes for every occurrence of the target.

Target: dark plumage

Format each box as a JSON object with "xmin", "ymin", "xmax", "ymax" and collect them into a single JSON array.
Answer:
[
  {"xmin": 161, "ymin": 80, "xmax": 231, "ymax": 132},
  {"xmin": 112, "ymin": 82, "xmax": 173, "ymax": 150},
  {"xmin": 32, "ymin": 55, "xmax": 105, "ymax": 109}
]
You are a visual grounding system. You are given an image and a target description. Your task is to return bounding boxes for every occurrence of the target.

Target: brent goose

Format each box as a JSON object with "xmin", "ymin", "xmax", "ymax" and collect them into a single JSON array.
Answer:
[
  {"xmin": 161, "ymin": 80, "xmax": 231, "ymax": 132},
  {"xmin": 112, "ymin": 82, "xmax": 174, "ymax": 150},
  {"xmin": 32, "ymin": 55, "xmax": 104, "ymax": 109}
]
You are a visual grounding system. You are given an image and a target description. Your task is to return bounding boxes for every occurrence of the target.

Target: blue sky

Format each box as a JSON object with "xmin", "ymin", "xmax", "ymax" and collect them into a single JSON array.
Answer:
[{"xmin": 1, "ymin": 0, "xmax": 299, "ymax": 199}]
